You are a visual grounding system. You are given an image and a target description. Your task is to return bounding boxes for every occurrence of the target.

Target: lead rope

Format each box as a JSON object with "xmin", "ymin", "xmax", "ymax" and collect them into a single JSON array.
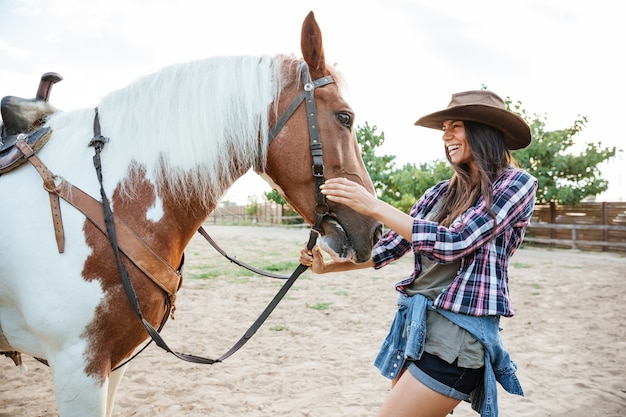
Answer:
[
  {"xmin": 90, "ymin": 108, "xmax": 222, "ymax": 364},
  {"xmin": 197, "ymin": 226, "xmax": 291, "ymax": 280},
  {"xmin": 217, "ymin": 228, "xmax": 319, "ymax": 361}
]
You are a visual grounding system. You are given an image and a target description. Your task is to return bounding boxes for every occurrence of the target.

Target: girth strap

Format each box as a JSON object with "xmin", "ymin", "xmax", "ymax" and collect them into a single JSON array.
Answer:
[
  {"xmin": 57, "ymin": 181, "xmax": 182, "ymax": 297},
  {"xmin": 15, "ymin": 137, "xmax": 65, "ymax": 253}
]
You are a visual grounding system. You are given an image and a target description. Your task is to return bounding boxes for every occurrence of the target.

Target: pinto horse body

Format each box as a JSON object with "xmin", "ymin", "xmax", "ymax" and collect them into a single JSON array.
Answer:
[{"xmin": 0, "ymin": 13, "xmax": 381, "ymax": 416}]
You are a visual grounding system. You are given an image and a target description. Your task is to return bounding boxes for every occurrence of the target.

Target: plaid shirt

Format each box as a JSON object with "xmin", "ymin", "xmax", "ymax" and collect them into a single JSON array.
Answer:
[{"xmin": 372, "ymin": 167, "xmax": 537, "ymax": 317}]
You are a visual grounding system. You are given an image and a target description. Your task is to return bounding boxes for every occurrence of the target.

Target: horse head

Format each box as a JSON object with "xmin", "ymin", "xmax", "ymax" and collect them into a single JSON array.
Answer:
[{"xmin": 263, "ymin": 12, "xmax": 382, "ymax": 264}]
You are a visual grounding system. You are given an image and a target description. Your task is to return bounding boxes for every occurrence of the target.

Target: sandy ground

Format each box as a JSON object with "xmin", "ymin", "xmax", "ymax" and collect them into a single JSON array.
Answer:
[{"xmin": 2, "ymin": 225, "xmax": 625, "ymax": 416}]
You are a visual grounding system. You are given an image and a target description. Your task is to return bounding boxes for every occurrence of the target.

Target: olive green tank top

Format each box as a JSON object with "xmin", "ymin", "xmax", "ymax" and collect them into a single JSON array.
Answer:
[{"xmin": 403, "ymin": 201, "xmax": 485, "ymax": 368}]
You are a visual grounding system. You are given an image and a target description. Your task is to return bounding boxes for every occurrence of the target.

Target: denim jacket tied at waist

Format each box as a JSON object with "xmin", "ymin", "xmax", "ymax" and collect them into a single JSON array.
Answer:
[{"xmin": 374, "ymin": 294, "xmax": 524, "ymax": 417}]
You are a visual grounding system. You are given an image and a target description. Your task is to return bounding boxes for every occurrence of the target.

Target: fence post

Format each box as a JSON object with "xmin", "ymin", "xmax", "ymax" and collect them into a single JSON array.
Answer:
[
  {"xmin": 602, "ymin": 202, "xmax": 608, "ymax": 251},
  {"xmin": 550, "ymin": 201, "xmax": 557, "ymax": 245}
]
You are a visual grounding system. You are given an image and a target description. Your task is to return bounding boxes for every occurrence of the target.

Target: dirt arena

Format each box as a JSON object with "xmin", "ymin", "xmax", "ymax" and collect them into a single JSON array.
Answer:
[{"xmin": 2, "ymin": 225, "xmax": 625, "ymax": 416}]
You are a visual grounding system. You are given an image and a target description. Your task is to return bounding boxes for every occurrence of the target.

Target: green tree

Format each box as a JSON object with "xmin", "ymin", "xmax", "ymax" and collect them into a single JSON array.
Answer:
[
  {"xmin": 264, "ymin": 189, "xmax": 286, "ymax": 206},
  {"xmin": 384, "ymin": 161, "xmax": 453, "ymax": 213},
  {"xmin": 508, "ymin": 99, "xmax": 619, "ymax": 204},
  {"xmin": 356, "ymin": 122, "xmax": 396, "ymax": 197}
]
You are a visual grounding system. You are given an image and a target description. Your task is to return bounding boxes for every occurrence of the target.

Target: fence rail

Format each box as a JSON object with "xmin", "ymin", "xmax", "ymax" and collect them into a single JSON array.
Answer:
[
  {"xmin": 205, "ymin": 213, "xmax": 306, "ymax": 226},
  {"xmin": 522, "ymin": 201, "xmax": 626, "ymax": 253},
  {"xmin": 524, "ymin": 223, "xmax": 626, "ymax": 250},
  {"xmin": 209, "ymin": 201, "xmax": 626, "ymax": 252}
]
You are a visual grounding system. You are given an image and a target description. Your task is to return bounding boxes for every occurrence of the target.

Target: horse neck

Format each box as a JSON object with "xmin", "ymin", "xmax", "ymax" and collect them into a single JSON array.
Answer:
[
  {"xmin": 96, "ymin": 55, "xmax": 281, "ymax": 203},
  {"xmin": 162, "ymin": 193, "xmax": 216, "ymax": 257},
  {"xmin": 109, "ymin": 164, "xmax": 224, "ymax": 270}
]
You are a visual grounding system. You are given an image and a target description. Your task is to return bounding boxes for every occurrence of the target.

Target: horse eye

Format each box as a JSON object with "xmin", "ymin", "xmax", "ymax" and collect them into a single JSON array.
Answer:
[{"xmin": 337, "ymin": 113, "xmax": 352, "ymax": 128}]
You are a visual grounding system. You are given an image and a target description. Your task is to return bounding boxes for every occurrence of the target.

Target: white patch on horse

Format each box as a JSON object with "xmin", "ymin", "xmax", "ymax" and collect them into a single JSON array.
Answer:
[{"xmin": 146, "ymin": 194, "xmax": 164, "ymax": 222}]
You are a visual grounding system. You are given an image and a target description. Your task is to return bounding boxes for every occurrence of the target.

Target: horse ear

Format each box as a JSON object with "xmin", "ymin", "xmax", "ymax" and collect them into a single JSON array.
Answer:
[{"xmin": 301, "ymin": 11, "xmax": 327, "ymax": 77}]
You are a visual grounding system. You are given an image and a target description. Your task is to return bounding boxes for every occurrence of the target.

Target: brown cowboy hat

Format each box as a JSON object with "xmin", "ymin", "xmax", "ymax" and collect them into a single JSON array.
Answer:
[{"xmin": 414, "ymin": 90, "xmax": 531, "ymax": 150}]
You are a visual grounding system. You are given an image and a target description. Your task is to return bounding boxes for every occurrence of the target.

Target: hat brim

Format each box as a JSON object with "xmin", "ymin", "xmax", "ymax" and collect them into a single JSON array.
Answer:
[{"xmin": 414, "ymin": 104, "xmax": 531, "ymax": 150}]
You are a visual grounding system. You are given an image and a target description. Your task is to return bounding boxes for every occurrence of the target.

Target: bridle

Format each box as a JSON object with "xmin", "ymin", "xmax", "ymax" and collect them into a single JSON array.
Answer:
[
  {"xmin": 265, "ymin": 60, "xmax": 335, "ymax": 231},
  {"xmin": 91, "ymin": 60, "xmax": 337, "ymax": 367}
]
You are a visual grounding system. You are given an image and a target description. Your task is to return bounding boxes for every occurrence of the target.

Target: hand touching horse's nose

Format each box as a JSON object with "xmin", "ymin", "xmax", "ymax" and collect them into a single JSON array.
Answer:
[{"xmin": 320, "ymin": 177, "xmax": 379, "ymax": 216}]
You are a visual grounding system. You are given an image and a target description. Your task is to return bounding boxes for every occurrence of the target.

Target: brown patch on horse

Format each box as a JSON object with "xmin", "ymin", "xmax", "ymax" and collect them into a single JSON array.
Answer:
[{"xmin": 80, "ymin": 164, "xmax": 207, "ymax": 382}]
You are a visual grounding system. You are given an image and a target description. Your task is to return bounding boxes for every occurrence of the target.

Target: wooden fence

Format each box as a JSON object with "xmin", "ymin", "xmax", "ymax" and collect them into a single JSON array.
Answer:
[
  {"xmin": 207, "ymin": 201, "xmax": 626, "ymax": 252},
  {"xmin": 525, "ymin": 201, "xmax": 626, "ymax": 253},
  {"xmin": 206, "ymin": 203, "xmax": 305, "ymax": 226}
]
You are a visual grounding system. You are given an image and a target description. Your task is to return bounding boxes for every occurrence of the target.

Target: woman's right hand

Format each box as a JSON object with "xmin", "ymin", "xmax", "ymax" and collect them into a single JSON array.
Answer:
[
  {"xmin": 299, "ymin": 245, "xmax": 327, "ymax": 274},
  {"xmin": 300, "ymin": 244, "xmax": 375, "ymax": 274}
]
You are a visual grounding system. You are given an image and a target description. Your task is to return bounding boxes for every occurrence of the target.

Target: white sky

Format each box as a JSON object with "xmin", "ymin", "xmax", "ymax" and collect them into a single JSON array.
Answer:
[{"xmin": 1, "ymin": 0, "xmax": 624, "ymax": 203}]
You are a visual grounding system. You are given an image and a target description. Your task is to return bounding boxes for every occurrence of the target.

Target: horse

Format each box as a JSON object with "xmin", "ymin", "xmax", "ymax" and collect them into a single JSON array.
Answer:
[{"xmin": 0, "ymin": 12, "xmax": 382, "ymax": 417}]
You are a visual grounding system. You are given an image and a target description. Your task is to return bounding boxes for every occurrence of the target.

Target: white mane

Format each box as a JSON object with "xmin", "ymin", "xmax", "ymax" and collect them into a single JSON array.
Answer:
[{"xmin": 96, "ymin": 55, "xmax": 286, "ymax": 203}]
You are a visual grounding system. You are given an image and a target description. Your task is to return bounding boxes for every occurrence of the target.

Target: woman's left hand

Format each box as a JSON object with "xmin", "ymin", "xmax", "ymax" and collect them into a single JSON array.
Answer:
[{"xmin": 320, "ymin": 177, "xmax": 379, "ymax": 216}]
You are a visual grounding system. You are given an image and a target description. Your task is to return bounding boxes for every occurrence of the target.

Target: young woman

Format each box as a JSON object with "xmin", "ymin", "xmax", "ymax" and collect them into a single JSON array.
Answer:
[{"xmin": 300, "ymin": 90, "xmax": 537, "ymax": 417}]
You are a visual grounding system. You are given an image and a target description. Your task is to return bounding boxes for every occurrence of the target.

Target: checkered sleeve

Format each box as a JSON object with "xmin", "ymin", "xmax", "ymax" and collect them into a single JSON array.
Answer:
[{"xmin": 411, "ymin": 169, "xmax": 537, "ymax": 262}]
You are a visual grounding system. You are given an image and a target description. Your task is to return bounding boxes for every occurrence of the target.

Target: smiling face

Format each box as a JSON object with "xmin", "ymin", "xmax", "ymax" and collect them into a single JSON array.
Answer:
[{"xmin": 442, "ymin": 120, "xmax": 474, "ymax": 166}]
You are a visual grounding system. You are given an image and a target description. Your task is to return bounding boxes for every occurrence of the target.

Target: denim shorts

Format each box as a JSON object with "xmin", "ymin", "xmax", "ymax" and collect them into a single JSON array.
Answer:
[{"xmin": 407, "ymin": 352, "xmax": 484, "ymax": 400}]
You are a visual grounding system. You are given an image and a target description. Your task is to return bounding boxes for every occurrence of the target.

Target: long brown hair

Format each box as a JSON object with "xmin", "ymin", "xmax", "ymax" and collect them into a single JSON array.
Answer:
[{"xmin": 434, "ymin": 121, "xmax": 512, "ymax": 228}]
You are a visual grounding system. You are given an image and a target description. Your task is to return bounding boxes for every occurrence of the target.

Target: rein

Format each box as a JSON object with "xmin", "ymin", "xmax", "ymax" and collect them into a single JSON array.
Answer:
[
  {"xmin": 92, "ymin": 61, "xmax": 335, "ymax": 366},
  {"xmin": 196, "ymin": 227, "xmax": 290, "ymax": 280}
]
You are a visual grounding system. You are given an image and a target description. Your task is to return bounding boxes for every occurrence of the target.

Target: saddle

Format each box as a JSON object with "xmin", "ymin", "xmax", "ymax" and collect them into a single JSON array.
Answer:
[{"xmin": 0, "ymin": 72, "xmax": 62, "ymax": 174}]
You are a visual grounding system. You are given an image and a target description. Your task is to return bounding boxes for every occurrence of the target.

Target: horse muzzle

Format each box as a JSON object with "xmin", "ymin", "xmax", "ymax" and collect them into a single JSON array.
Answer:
[{"xmin": 318, "ymin": 215, "xmax": 382, "ymax": 264}]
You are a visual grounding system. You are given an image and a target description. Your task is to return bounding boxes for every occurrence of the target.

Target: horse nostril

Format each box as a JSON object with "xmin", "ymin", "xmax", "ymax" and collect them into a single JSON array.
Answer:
[{"xmin": 373, "ymin": 224, "xmax": 383, "ymax": 246}]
